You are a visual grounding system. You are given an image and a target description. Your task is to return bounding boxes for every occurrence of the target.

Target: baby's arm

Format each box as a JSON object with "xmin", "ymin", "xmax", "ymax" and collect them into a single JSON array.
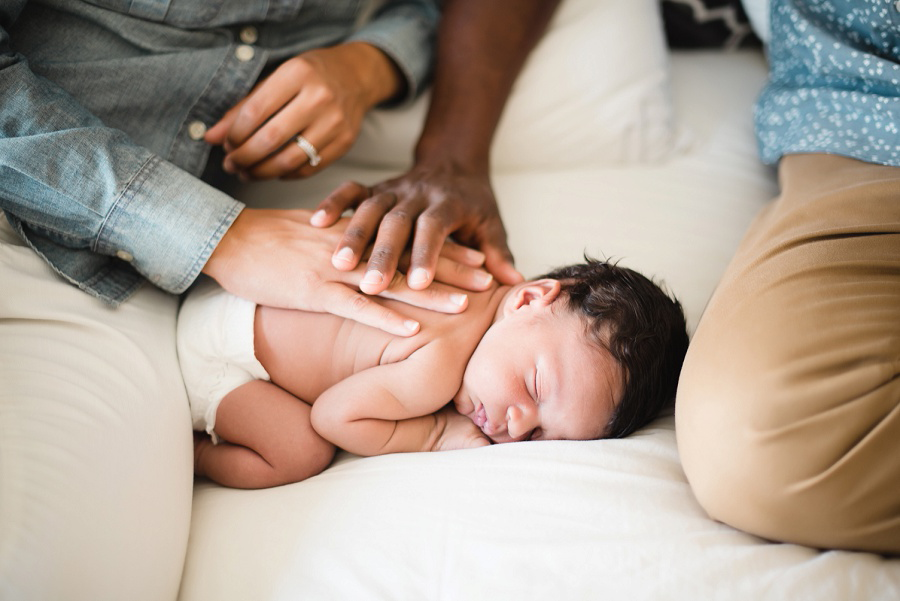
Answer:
[{"xmin": 310, "ymin": 342, "xmax": 488, "ymax": 455}]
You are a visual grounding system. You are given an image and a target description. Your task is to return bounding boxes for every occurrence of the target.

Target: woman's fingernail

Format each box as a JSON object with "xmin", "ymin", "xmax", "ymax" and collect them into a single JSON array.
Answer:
[
  {"xmin": 334, "ymin": 247, "xmax": 354, "ymax": 264},
  {"xmin": 450, "ymin": 293, "xmax": 468, "ymax": 307},
  {"xmin": 476, "ymin": 272, "xmax": 494, "ymax": 287},
  {"xmin": 409, "ymin": 268, "xmax": 429, "ymax": 287},
  {"xmin": 405, "ymin": 320, "xmax": 420, "ymax": 333},
  {"xmin": 362, "ymin": 270, "xmax": 384, "ymax": 286}
]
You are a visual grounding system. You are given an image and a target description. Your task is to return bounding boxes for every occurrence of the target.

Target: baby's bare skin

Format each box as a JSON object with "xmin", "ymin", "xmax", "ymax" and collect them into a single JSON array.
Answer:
[
  {"xmin": 253, "ymin": 283, "xmax": 507, "ymax": 405},
  {"xmin": 195, "ymin": 276, "xmax": 620, "ymax": 488},
  {"xmin": 194, "ymin": 284, "xmax": 507, "ymax": 488}
]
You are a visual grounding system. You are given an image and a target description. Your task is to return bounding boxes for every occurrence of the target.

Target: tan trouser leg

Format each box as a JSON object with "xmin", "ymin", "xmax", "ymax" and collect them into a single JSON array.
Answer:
[{"xmin": 676, "ymin": 154, "xmax": 900, "ymax": 554}]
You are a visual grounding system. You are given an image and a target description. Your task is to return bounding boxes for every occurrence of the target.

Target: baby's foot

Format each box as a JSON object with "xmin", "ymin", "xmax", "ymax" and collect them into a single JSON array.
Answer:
[{"xmin": 193, "ymin": 431, "xmax": 213, "ymax": 476}]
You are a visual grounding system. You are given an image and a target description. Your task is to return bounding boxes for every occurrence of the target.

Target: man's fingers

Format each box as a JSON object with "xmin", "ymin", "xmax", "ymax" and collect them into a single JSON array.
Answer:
[
  {"xmin": 312, "ymin": 181, "xmax": 369, "ymax": 228},
  {"xmin": 331, "ymin": 192, "xmax": 397, "ymax": 272},
  {"xmin": 483, "ymin": 244, "xmax": 524, "ymax": 285},
  {"xmin": 402, "ymin": 212, "xmax": 449, "ymax": 290},
  {"xmin": 361, "ymin": 203, "xmax": 421, "ymax": 294},
  {"xmin": 470, "ymin": 217, "xmax": 523, "ymax": 285}
]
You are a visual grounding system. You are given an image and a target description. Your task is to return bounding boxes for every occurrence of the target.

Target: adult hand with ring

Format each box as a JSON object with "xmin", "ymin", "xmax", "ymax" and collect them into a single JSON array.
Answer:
[{"xmin": 204, "ymin": 41, "xmax": 403, "ymax": 180}]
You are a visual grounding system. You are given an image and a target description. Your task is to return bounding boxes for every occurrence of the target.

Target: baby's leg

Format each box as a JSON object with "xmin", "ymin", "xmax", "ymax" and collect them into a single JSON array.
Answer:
[{"xmin": 195, "ymin": 380, "xmax": 335, "ymax": 489}]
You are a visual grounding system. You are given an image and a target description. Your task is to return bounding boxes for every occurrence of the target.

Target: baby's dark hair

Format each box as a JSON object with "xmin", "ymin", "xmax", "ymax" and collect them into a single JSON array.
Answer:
[{"xmin": 537, "ymin": 257, "xmax": 689, "ymax": 439}]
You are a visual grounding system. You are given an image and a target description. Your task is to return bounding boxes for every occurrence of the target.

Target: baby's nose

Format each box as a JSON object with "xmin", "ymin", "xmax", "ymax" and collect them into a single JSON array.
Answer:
[{"xmin": 506, "ymin": 404, "xmax": 539, "ymax": 440}]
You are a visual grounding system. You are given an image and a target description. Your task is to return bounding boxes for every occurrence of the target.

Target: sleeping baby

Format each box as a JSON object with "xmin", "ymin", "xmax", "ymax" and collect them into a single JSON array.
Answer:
[{"xmin": 177, "ymin": 258, "xmax": 689, "ymax": 489}]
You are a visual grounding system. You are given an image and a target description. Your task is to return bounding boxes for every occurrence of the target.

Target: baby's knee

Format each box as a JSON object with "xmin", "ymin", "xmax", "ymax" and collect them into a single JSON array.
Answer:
[{"xmin": 277, "ymin": 438, "xmax": 336, "ymax": 486}]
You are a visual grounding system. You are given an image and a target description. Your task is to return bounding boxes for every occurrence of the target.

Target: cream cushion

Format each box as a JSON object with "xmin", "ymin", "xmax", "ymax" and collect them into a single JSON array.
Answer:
[
  {"xmin": 346, "ymin": 0, "xmax": 684, "ymax": 171},
  {"xmin": 3, "ymin": 0, "xmax": 899, "ymax": 598}
]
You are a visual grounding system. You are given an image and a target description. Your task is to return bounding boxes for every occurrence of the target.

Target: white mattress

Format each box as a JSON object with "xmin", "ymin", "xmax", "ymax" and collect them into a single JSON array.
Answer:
[
  {"xmin": 180, "ymin": 51, "xmax": 900, "ymax": 600},
  {"xmin": 182, "ymin": 416, "xmax": 898, "ymax": 600}
]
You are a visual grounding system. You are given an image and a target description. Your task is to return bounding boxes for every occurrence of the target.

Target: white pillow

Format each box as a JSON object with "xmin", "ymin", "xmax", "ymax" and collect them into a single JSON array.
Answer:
[{"xmin": 345, "ymin": 0, "xmax": 683, "ymax": 171}]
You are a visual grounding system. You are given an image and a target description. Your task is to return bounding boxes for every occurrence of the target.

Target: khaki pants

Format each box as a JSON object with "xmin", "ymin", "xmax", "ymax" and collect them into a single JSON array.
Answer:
[{"xmin": 676, "ymin": 154, "xmax": 900, "ymax": 554}]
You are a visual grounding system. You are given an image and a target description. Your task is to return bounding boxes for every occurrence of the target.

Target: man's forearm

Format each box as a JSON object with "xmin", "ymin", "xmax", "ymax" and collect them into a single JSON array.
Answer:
[{"xmin": 415, "ymin": 0, "xmax": 563, "ymax": 171}]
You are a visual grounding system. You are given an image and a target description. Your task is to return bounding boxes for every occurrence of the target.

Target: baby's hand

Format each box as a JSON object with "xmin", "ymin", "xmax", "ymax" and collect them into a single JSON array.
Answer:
[{"xmin": 432, "ymin": 407, "xmax": 491, "ymax": 451}]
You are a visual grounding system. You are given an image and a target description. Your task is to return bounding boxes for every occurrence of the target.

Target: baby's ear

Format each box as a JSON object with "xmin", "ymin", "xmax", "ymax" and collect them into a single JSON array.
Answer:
[{"xmin": 504, "ymin": 279, "xmax": 562, "ymax": 315}]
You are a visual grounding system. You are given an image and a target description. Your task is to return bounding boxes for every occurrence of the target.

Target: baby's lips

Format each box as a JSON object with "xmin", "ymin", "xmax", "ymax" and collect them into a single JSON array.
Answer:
[{"xmin": 472, "ymin": 405, "xmax": 487, "ymax": 428}]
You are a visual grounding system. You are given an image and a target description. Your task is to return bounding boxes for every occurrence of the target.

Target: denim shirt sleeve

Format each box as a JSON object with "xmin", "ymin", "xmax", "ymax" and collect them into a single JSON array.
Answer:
[
  {"xmin": 349, "ymin": 0, "xmax": 440, "ymax": 103},
  {"xmin": 0, "ymin": 2, "xmax": 242, "ymax": 305}
]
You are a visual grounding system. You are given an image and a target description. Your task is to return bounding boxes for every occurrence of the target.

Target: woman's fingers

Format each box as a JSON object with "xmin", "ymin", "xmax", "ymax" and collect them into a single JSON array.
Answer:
[
  {"xmin": 315, "ymin": 281, "xmax": 421, "ymax": 337},
  {"xmin": 429, "ymin": 256, "xmax": 493, "ymax": 291},
  {"xmin": 436, "ymin": 239, "xmax": 486, "ymax": 268},
  {"xmin": 339, "ymin": 267, "xmax": 470, "ymax": 315},
  {"xmin": 224, "ymin": 76, "xmax": 297, "ymax": 154},
  {"xmin": 221, "ymin": 98, "xmax": 316, "ymax": 174}
]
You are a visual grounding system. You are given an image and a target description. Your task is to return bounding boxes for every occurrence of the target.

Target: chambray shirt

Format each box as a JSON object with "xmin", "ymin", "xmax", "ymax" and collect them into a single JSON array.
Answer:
[
  {"xmin": 754, "ymin": 0, "xmax": 900, "ymax": 166},
  {"xmin": 0, "ymin": 0, "xmax": 438, "ymax": 305}
]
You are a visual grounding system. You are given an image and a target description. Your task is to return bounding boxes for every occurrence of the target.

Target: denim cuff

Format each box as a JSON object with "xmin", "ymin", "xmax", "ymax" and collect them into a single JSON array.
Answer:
[{"xmin": 97, "ymin": 155, "xmax": 243, "ymax": 295}]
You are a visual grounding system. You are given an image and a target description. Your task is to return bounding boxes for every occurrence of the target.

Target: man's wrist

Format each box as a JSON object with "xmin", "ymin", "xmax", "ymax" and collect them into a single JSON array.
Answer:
[{"xmin": 413, "ymin": 140, "xmax": 490, "ymax": 177}]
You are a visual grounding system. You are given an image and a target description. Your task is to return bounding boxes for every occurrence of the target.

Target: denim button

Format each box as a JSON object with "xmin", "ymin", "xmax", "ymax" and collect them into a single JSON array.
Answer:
[
  {"xmin": 235, "ymin": 44, "xmax": 255, "ymax": 62},
  {"xmin": 187, "ymin": 120, "xmax": 207, "ymax": 140},
  {"xmin": 239, "ymin": 26, "xmax": 258, "ymax": 44}
]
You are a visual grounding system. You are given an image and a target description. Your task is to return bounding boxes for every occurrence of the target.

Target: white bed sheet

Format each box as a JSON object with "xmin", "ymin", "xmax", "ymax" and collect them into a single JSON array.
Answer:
[{"xmin": 182, "ymin": 416, "xmax": 899, "ymax": 600}]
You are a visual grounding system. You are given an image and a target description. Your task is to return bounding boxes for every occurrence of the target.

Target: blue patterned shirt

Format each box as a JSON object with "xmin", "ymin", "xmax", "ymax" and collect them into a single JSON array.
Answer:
[{"xmin": 755, "ymin": 0, "xmax": 900, "ymax": 166}]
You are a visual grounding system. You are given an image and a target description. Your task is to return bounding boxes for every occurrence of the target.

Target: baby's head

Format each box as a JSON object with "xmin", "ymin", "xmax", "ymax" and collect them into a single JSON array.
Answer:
[{"xmin": 453, "ymin": 258, "xmax": 689, "ymax": 443}]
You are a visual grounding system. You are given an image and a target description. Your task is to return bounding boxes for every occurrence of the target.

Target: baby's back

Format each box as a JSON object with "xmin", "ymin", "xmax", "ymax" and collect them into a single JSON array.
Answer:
[{"xmin": 253, "ymin": 287, "xmax": 501, "ymax": 404}]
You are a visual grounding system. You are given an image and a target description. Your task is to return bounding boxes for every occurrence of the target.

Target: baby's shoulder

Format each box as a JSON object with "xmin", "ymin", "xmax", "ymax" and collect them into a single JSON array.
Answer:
[
  {"xmin": 377, "ymin": 286, "xmax": 498, "ymax": 368},
  {"xmin": 380, "ymin": 311, "xmax": 484, "ymax": 368}
]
